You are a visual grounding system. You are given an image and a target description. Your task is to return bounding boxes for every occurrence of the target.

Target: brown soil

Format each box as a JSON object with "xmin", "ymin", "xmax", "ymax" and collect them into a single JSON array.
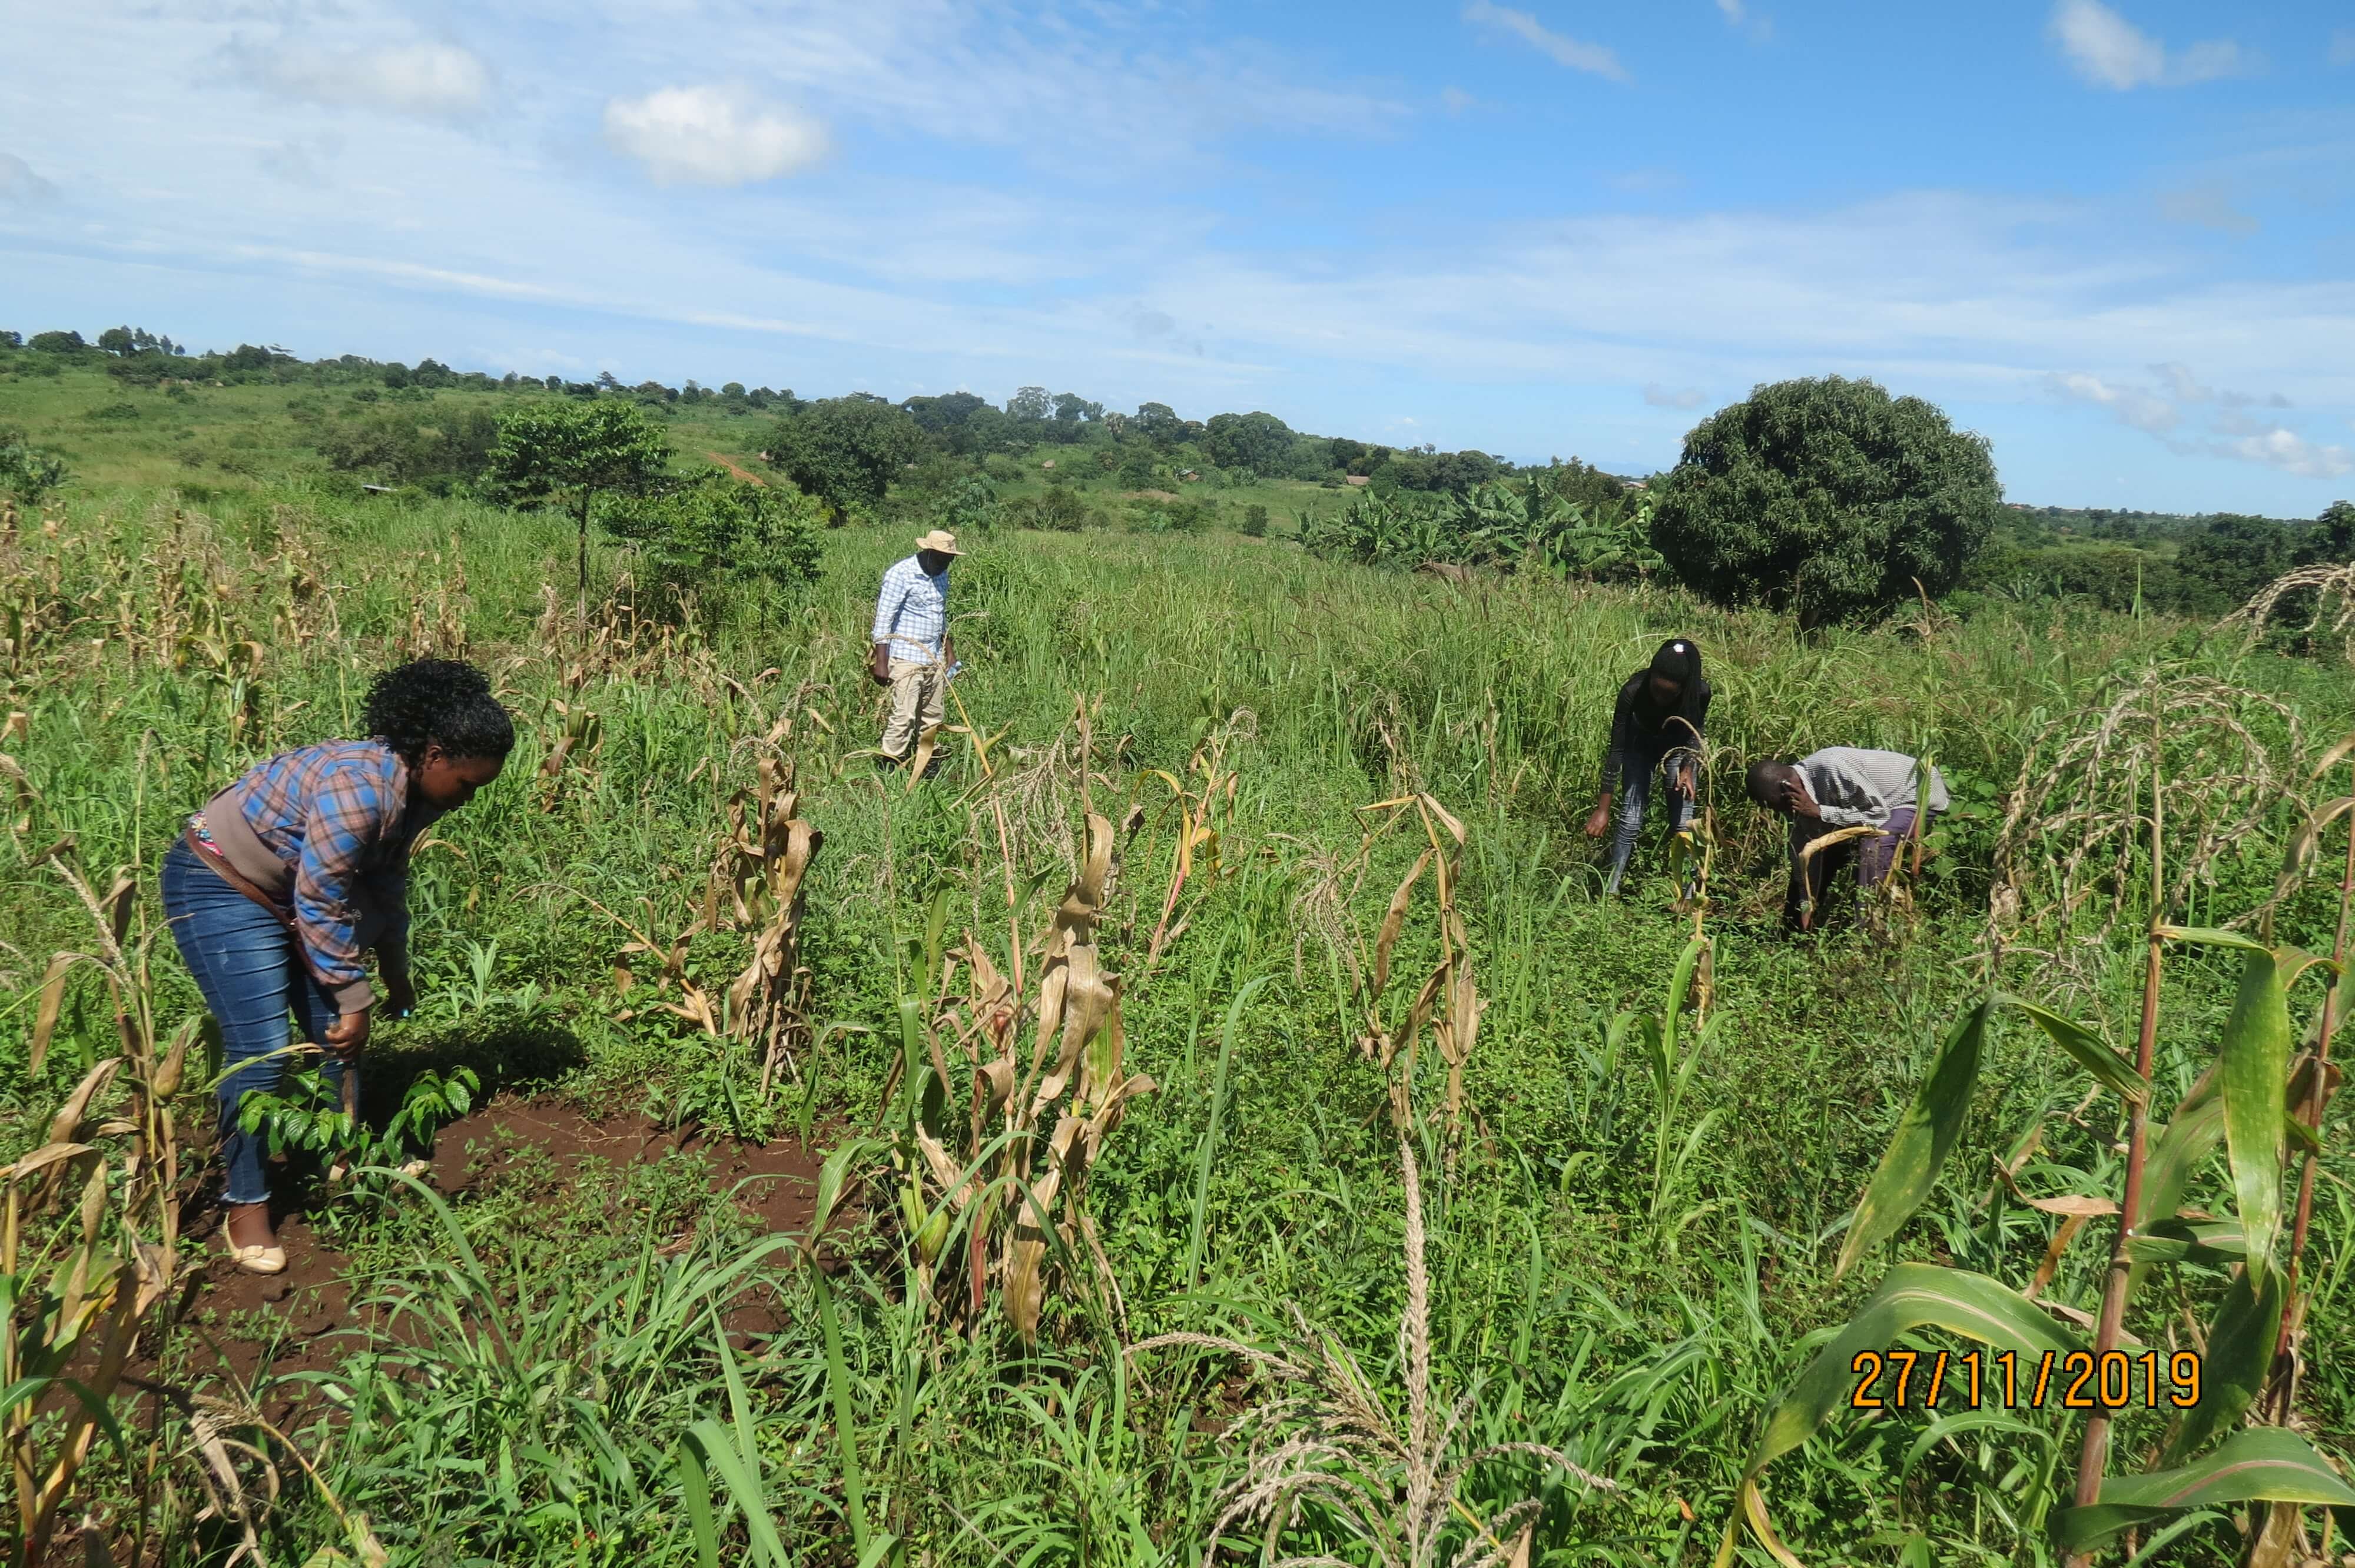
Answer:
[
  {"xmin": 161, "ymin": 1097, "xmax": 821, "ymax": 1422},
  {"xmin": 706, "ymin": 451, "xmax": 767, "ymax": 486}
]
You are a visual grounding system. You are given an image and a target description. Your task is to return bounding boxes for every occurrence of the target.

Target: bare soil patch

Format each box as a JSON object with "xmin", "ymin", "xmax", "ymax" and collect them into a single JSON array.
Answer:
[
  {"xmin": 706, "ymin": 451, "xmax": 767, "ymax": 485},
  {"xmin": 158, "ymin": 1096, "xmax": 820, "ymax": 1415}
]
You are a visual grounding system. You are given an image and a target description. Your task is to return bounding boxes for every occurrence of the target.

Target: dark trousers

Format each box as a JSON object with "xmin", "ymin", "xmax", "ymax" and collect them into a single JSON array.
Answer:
[
  {"xmin": 161, "ymin": 840, "xmax": 346, "ymax": 1205},
  {"xmin": 1786, "ymin": 808, "xmax": 1931, "ymax": 928},
  {"xmin": 1604, "ymin": 734, "xmax": 1697, "ymax": 895}
]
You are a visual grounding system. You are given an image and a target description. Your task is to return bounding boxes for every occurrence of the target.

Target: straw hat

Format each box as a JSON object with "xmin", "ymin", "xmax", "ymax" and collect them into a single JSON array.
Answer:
[{"xmin": 913, "ymin": 529, "xmax": 964, "ymax": 556}]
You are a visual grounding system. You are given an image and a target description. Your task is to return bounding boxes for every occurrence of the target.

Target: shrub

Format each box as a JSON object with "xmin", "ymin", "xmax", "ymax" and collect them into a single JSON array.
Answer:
[
  {"xmin": 606, "ymin": 474, "xmax": 824, "ymax": 625},
  {"xmin": 0, "ymin": 431, "xmax": 68, "ymax": 505},
  {"xmin": 765, "ymin": 394, "xmax": 924, "ymax": 519},
  {"xmin": 87, "ymin": 402, "xmax": 141, "ymax": 422},
  {"xmin": 1649, "ymin": 375, "xmax": 2001, "ymax": 629},
  {"xmin": 1240, "ymin": 503, "xmax": 1269, "ymax": 537}
]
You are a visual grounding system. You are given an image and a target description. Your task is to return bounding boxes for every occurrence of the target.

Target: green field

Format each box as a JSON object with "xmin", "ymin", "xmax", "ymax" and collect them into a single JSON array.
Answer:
[{"xmin": 2, "ymin": 351, "xmax": 2352, "ymax": 1567}]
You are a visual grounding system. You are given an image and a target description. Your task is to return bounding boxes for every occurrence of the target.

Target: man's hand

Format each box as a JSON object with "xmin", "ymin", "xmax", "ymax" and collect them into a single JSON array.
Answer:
[
  {"xmin": 323, "ymin": 1008, "xmax": 371, "ymax": 1059},
  {"xmin": 1669, "ymin": 766, "xmax": 1694, "ymax": 803},
  {"xmin": 384, "ymin": 971, "xmax": 417, "ymax": 1021},
  {"xmin": 868, "ymin": 643, "xmax": 891, "ymax": 686},
  {"xmin": 1583, "ymin": 800, "xmax": 1611, "ymax": 839},
  {"xmin": 1785, "ymin": 781, "xmax": 1820, "ymax": 819}
]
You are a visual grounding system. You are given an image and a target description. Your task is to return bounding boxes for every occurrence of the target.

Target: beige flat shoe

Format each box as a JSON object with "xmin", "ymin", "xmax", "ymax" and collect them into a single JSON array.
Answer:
[{"xmin": 223, "ymin": 1238, "xmax": 287, "ymax": 1275}]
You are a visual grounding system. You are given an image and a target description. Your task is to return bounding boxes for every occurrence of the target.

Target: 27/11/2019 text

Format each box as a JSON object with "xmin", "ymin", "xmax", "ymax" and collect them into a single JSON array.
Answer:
[{"xmin": 1850, "ymin": 1349, "xmax": 2204, "ymax": 1411}]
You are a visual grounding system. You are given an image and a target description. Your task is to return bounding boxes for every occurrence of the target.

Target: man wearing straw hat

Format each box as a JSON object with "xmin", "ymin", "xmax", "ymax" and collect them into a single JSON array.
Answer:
[{"xmin": 869, "ymin": 529, "xmax": 964, "ymax": 769}]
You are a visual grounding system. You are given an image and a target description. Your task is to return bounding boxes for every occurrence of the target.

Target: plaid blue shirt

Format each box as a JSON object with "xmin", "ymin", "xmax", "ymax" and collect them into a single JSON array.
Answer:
[
  {"xmin": 208, "ymin": 740, "xmax": 445, "ymax": 1003},
  {"xmin": 871, "ymin": 556, "xmax": 950, "ymax": 664}
]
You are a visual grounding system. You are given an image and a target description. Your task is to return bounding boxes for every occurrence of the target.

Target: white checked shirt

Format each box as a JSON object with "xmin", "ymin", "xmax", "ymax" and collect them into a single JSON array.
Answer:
[{"xmin": 872, "ymin": 555, "xmax": 950, "ymax": 664}]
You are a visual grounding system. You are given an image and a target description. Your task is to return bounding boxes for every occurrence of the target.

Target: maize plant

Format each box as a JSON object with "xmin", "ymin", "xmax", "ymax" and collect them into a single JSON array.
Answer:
[
  {"xmin": 1353, "ymin": 793, "xmax": 1481, "ymax": 1137},
  {"xmin": 5, "ymin": 842, "xmax": 198, "ymax": 1564},
  {"xmin": 712, "ymin": 722, "xmax": 823, "ymax": 1091},
  {"xmin": 1138, "ymin": 706, "xmax": 1252, "ymax": 965},
  {"xmin": 1724, "ymin": 726, "xmax": 2355, "ymax": 1565},
  {"xmin": 537, "ymin": 662, "xmax": 605, "ymax": 811},
  {"xmin": 895, "ymin": 809, "xmax": 1156, "ymax": 1344}
]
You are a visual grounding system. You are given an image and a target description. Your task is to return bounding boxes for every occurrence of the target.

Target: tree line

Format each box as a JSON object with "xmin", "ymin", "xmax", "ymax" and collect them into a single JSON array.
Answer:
[{"xmin": 4, "ymin": 326, "xmax": 2346, "ymax": 634}]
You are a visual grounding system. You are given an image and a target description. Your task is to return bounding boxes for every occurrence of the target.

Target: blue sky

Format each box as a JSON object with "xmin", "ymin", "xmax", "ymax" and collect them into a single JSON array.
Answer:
[{"xmin": 2, "ymin": 1, "xmax": 2351, "ymax": 514}]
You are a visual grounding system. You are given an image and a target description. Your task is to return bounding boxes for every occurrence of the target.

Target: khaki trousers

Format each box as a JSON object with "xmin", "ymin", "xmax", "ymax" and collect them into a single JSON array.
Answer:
[{"xmin": 881, "ymin": 658, "xmax": 947, "ymax": 761}]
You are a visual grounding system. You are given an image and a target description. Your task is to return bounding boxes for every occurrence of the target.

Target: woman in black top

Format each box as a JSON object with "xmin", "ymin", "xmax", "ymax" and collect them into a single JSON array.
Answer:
[{"xmin": 1583, "ymin": 638, "xmax": 1710, "ymax": 895}]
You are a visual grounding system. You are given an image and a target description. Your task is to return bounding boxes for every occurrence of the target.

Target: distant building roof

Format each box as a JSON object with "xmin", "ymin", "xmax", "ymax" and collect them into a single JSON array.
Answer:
[{"xmin": 1344, "ymin": 474, "xmax": 1371, "ymax": 486}]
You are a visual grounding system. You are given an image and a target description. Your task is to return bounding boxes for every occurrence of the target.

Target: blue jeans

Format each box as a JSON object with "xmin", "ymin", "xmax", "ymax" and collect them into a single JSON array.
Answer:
[
  {"xmin": 1605, "ymin": 736, "xmax": 1696, "ymax": 895},
  {"xmin": 162, "ymin": 839, "xmax": 346, "ymax": 1205}
]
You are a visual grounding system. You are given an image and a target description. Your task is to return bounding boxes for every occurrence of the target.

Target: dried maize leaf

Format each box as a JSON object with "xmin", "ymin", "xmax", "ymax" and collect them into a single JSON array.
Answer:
[
  {"xmin": 1034, "ymin": 949, "xmax": 1114, "ymax": 1114},
  {"xmin": 1417, "ymin": 792, "xmax": 1468, "ymax": 845},
  {"xmin": 150, "ymin": 1017, "xmax": 197, "ymax": 1099},
  {"xmin": 1372, "ymin": 851, "xmax": 1429, "ymax": 998},
  {"xmin": 48, "ymin": 1058, "xmax": 123, "ymax": 1145},
  {"xmin": 29, "ymin": 951, "xmax": 82, "ymax": 1078}
]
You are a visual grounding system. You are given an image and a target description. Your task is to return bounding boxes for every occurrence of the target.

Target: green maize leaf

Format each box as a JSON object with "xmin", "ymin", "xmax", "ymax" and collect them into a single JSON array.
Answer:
[
  {"xmin": 2052, "ymin": 1427, "xmax": 2355, "ymax": 1554},
  {"xmin": 2128, "ymin": 1068, "xmax": 2224, "ymax": 1299},
  {"xmin": 2162, "ymin": 1263, "xmax": 2283, "ymax": 1465},
  {"xmin": 1747, "ymin": 1261, "xmax": 2081, "ymax": 1477},
  {"xmin": 1735, "ymin": 1263, "xmax": 2082, "ymax": 1568},
  {"xmin": 1996, "ymin": 994, "xmax": 2148, "ymax": 1103},
  {"xmin": 2217, "ymin": 946, "xmax": 2297, "ymax": 1279},
  {"xmin": 809, "ymin": 1135, "xmax": 888, "ymax": 1253},
  {"xmin": 1834, "ymin": 998, "xmax": 1994, "ymax": 1278},
  {"xmin": 1664, "ymin": 936, "xmax": 1708, "ymax": 1059},
  {"xmin": 2123, "ymin": 1216, "xmax": 2245, "ymax": 1270}
]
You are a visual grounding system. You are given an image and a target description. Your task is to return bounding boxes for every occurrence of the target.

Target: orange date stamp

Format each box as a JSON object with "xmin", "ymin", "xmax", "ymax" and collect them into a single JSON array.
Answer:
[{"xmin": 1850, "ymin": 1349, "xmax": 2204, "ymax": 1411}]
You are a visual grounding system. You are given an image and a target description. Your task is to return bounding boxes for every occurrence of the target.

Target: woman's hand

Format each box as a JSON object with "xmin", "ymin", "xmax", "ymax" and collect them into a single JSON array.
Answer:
[
  {"xmin": 324, "ymin": 1008, "xmax": 372, "ymax": 1059},
  {"xmin": 1583, "ymin": 800, "xmax": 1611, "ymax": 838}
]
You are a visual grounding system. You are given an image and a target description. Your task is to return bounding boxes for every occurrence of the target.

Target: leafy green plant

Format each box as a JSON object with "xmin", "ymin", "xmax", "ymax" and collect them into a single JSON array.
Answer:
[{"xmin": 236, "ymin": 1061, "xmax": 479, "ymax": 1174}]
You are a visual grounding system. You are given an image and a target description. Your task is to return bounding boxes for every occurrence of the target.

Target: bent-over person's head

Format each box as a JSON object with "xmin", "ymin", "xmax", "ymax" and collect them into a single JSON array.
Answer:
[
  {"xmin": 1645, "ymin": 637, "xmax": 1699, "ymax": 708},
  {"xmin": 363, "ymin": 659, "xmax": 515, "ymax": 810},
  {"xmin": 1746, "ymin": 758, "xmax": 1803, "ymax": 814}
]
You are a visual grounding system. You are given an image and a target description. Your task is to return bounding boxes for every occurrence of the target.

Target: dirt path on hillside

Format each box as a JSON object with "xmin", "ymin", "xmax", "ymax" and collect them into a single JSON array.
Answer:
[{"xmin": 706, "ymin": 451, "xmax": 767, "ymax": 485}]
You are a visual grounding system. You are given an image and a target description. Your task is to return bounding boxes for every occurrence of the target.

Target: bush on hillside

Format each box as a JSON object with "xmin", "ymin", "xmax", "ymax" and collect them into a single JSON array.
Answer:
[
  {"xmin": 765, "ymin": 394, "xmax": 924, "ymax": 520},
  {"xmin": 605, "ymin": 474, "xmax": 823, "ymax": 624},
  {"xmin": 1649, "ymin": 375, "xmax": 2001, "ymax": 629},
  {"xmin": 320, "ymin": 407, "xmax": 502, "ymax": 493}
]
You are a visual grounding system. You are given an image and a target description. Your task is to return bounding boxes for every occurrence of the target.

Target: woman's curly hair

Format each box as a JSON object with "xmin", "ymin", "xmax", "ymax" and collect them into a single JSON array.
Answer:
[{"xmin": 361, "ymin": 659, "xmax": 515, "ymax": 765}]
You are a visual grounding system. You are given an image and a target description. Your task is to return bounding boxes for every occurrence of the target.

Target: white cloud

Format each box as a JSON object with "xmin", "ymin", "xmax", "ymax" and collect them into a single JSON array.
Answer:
[
  {"xmin": 0, "ymin": 152, "xmax": 59, "ymax": 204},
  {"xmin": 1714, "ymin": 0, "xmax": 1770, "ymax": 41},
  {"xmin": 2214, "ymin": 427, "xmax": 2351, "ymax": 479},
  {"xmin": 2051, "ymin": 370, "xmax": 2180, "ymax": 433},
  {"xmin": 2049, "ymin": 1, "xmax": 2251, "ymax": 89},
  {"xmin": 2331, "ymin": 30, "xmax": 2355, "ymax": 67},
  {"xmin": 1643, "ymin": 383, "xmax": 1704, "ymax": 410},
  {"xmin": 1462, "ymin": 2, "xmax": 1628, "ymax": 82},
  {"xmin": 2157, "ymin": 183, "xmax": 2257, "ymax": 236},
  {"xmin": 1439, "ymin": 85, "xmax": 1478, "ymax": 114},
  {"xmin": 2051, "ymin": 366, "xmax": 2341, "ymax": 476},
  {"xmin": 603, "ymin": 85, "xmax": 828, "ymax": 187},
  {"xmin": 250, "ymin": 41, "xmax": 492, "ymax": 119}
]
